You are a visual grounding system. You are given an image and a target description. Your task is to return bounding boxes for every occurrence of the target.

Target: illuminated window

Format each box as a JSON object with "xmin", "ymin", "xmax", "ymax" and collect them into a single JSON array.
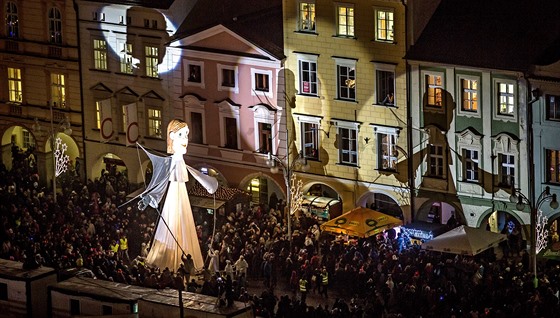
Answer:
[
  {"xmin": 147, "ymin": 108, "xmax": 162, "ymax": 137},
  {"xmin": 298, "ymin": 1, "xmax": 316, "ymax": 32},
  {"xmin": 375, "ymin": 8, "xmax": 394, "ymax": 42},
  {"xmin": 119, "ymin": 43, "xmax": 133, "ymax": 74},
  {"xmin": 145, "ymin": 46, "xmax": 159, "ymax": 78},
  {"xmin": 298, "ymin": 54, "xmax": 318, "ymax": 95},
  {"xmin": 463, "ymin": 149, "xmax": 479, "ymax": 182},
  {"xmin": 95, "ymin": 101, "xmax": 101, "ymax": 129},
  {"xmin": 372, "ymin": 125, "xmax": 400, "ymax": 171},
  {"xmin": 336, "ymin": 4, "xmax": 354, "ymax": 37},
  {"xmin": 48, "ymin": 7, "xmax": 62, "ymax": 44},
  {"xmin": 51, "ymin": 73, "xmax": 65, "ymax": 108},
  {"xmin": 547, "ymin": 95, "xmax": 560, "ymax": 121},
  {"xmin": 8, "ymin": 67, "xmax": 22, "ymax": 103},
  {"xmin": 425, "ymin": 73, "xmax": 443, "ymax": 107},
  {"xmin": 546, "ymin": 149, "xmax": 560, "ymax": 184},
  {"xmin": 93, "ymin": 39, "xmax": 108, "ymax": 70},
  {"xmin": 497, "ymin": 82, "xmax": 515, "ymax": 116},
  {"xmin": 6, "ymin": 2, "xmax": 18, "ymax": 39},
  {"xmin": 461, "ymin": 78, "xmax": 478, "ymax": 112},
  {"xmin": 335, "ymin": 58, "xmax": 356, "ymax": 101}
]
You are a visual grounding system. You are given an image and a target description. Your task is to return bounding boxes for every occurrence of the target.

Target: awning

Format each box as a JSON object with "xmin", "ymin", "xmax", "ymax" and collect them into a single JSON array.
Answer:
[
  {"xmin": 302, "ymin": 195, "xmax": 340, "ymax": 209},
  {"xmin": 189, "ymin": 196, "xmax": 226, "ymax": 210}
]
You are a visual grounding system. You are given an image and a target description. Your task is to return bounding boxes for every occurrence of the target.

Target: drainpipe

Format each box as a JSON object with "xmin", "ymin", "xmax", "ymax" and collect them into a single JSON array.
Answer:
[
  {"xmin": 402, "ymin": 0, "xmax": 415, "ymax": 223},
  {"xmin": 74, "ymin": 0, "xmax": 87, "ymax": 182}
]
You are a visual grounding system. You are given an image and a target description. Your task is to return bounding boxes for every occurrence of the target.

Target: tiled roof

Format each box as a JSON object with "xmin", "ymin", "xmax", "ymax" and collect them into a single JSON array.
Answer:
[
  {"xmin": 173, "ymin": 0, "xmax": 284, "ymax": 60},
  {"xmin": 405, "ymin": 0, "xmax": 560, "ymax": 71}
]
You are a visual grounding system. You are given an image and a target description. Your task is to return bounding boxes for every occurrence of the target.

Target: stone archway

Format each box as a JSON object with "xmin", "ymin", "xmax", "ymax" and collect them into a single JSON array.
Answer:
[
  {"xmin": 356, "ymin": 191, "xmax": 403, "ymax": 220},
  {"xmin": 416, "ymin": 200, "xmax": 462, "ymax": 225},
  {"xmin": 239, "ymin": 172, "xmax": 284, "ymax": 207}
]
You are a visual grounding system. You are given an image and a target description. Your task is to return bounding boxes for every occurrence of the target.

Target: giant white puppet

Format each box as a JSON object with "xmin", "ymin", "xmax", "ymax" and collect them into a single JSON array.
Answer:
[{"xmin": 133, "ymin": 119, "xmax": 218, "ymax": 271}]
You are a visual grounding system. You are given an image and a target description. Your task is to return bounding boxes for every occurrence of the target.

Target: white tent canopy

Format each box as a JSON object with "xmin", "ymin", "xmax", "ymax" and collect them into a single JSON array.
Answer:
[{"xmin": 421, "ymin": 225, "xmax": 507, "ymax": 256}]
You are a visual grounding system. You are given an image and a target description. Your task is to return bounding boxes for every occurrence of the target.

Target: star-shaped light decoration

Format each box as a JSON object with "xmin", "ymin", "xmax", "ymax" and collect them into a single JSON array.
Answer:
[{"xmin": 54, "ymin": 137, "xmax": 69, "ymax": 177}]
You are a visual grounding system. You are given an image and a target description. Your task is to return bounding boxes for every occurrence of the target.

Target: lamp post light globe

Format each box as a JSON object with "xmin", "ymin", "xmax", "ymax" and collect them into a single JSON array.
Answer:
[{"xmin": 510, "ymin": 184, "xmax": 559, "ymax": 288}]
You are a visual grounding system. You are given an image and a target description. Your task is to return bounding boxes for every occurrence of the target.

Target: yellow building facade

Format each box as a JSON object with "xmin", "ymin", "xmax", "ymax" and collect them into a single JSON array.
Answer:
[{"xmin": 282, "ymin": 0, "xmax": 410, "ymax": 221}]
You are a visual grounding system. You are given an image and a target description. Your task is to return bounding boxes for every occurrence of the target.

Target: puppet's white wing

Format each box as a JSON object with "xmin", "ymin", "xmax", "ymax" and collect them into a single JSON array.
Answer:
[
  {"xmin": 186, "ymin": 165, "xmax": 218, "ymax": 194},
  {"xmin": 122, "ymin": 144, "xmax": 172, "ymax": 210}
]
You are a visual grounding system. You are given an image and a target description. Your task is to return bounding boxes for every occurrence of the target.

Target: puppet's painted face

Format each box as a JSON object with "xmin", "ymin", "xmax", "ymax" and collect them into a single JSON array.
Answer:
[{"xmin": 170, "ymin": 126, "xmax": 189, "ymax": 155}]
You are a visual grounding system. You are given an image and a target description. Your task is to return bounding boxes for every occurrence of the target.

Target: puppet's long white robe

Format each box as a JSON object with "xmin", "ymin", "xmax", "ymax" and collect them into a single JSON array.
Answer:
[{"xmin": 145, "ymin": 155, "xmax": 204, "ymax": 272}]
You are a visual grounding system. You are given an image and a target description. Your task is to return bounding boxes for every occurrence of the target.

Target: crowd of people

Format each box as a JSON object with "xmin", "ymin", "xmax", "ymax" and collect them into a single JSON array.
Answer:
[{"xmin": 1, "ymin": 146, "xmax": 560, "ymax": 318}]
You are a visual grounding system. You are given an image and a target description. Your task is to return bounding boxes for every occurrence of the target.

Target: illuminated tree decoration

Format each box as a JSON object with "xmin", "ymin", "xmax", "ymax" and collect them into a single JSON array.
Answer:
[
  {"xmin": 54, "ymin": 137, "xmax": 69, "ymax": 177},
  {"xmin": 536, "ymin": 209, "xmax": 549, "ymax": 255},
  {"xmin": 289, "ymin": 174, "xmax": 304, "ymax": 215}
]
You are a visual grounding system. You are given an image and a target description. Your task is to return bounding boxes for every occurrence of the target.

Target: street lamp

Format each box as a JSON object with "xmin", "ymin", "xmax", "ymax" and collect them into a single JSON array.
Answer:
[
  {"xmin": 34, "ymin": 103, "xmax": 72, "ymax": 203},
  {"xmin": 267, "ymin": 150, "xmax": 310, "ymax": 250},
  {"xmin": 510, "ymin": 185, "xmax": 558, "ymax": 287}
]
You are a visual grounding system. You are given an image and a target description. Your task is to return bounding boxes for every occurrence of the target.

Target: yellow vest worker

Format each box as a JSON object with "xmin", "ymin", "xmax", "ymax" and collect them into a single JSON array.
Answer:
[
  {"xmin": 119, "ymin": 237, "xmax": 128, "ymax": 250},
  {"xmin": 299, "ymin": 278, "xmax": 307, "ymax": 292},
  {"xmin": 110, "ymin": 242, "xmax": 119, "ymax": 253},
  {"xmin": 321, "ymin": 272, "xmax": 328, "ymax": 285}
]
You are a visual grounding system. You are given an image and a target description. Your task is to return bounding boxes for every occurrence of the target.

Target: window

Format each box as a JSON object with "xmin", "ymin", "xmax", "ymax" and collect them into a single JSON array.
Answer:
[
  {"xmin": 185, "ymin": 61, "xmax": 205, "ymax": 88},
  {"xmin": 375, "ymin": 8, "xmax": 394, "ymax": 42},
  {"xmin": 497, "ymin": 81, "xmax": 515, "ymax": 116},
  {"xmin": 336, "ymin": 59, "xmax": 356, "ymax": 101},
  {"xmin": 218, "ymin": 100, "xmax": 240, "ymax": 149},
  {"xmin": 374, "ymin": 63, "xmax": 395, "ymax": 105},
  {"xmin": 463, "ymin": 149, "xmax": 479, "ymax": 182},
  {"xmin": 8, "ymin": 67, "xmax": 22, "ymax": 103},
  {"xmin": 144, "ymin": 19, "xmax": 149, "ymax": 27},
  {"xmin": 93, "ymin": 39, "xmax": 108, "ymax": 70},
  {"xmin": 258, "ymin": 122, "xmax": 272, "ymax": 154},
  {"xmin": 302, "ymin": 122, "xmax": 319, "ymax": 160},
  {"xmin": 225, "ymin": 117, "xmax": 238, "ymax": 149},
  {"xmin": 6, "ymin": 2, "xmax": 18, "ymax": 39},
  {"xmin": 151, "ymin": 20, "xmax": 157, "ymax": 29},
  {"xmin": 48, "ymin": 8, "xmax": 62, "ymax": 44},
  {"xmin": 23, "ymin": 129, "xmax": 35, "ymax": 149},
  {"xmin": 499, "ymin": 153, "xmax": 515, "ymax": 187},
  {"xmin": 251, "ymin": 69, "xmax": 272, "ymax": 97},
  {"xmin": 119, "ymin": 43, "xmax": 133, "ymax": 74},
  {"xmin": 546, "ymin": 149, "xmax": 560, "ymax": 184},
  {"xmin": 460, "ymin": 78, "xmax": 478, "ymax": 112},
  {"xmin": 336, "ymin": 4, "xmax": 354, "ymax": 37},
  {"xmin": 339, "ymin": 126, "xmax": 358, "ymax": 165},
  {"xmin": 298, "ymin": 1, "xmax": 316, "ymax": 32},
  {"xmin": 254, "ymin": 73, "xmax": 269, "ymax": 92},
  {"xmin": 147, "ymin": 108, "xmax": 162, "ymax": 137},
  {"xmin": 95, "ymin": 101, "xmax": 101, "ymax": 129},
  {"xmin": 376, "ymin": 131, "xmax": 398, "ymax": 171},
  {"xmin": 190, "ymin": 112, "xmax": 203, "ymax": 144},
  {"xmin": 188, "ymin": 64, "xmax": 201, "ymax": 83},
  {"xmin": 298, "ymin": 54, "xmax": 318, "ymax": 96},
  {"xmin": 218, "ymin": 64, "xmax": 238, "ymax": 92},
  {"xmin": 425, "ymin": 73, "xmax": 443, "ymax": 107},
  {"xmin": 145, "ymin": 46, "xmax": 159, "ymax": 78},
  {"xmin": 546, "ymin": 95, "xmax": 560, "ymax": 121},
  {"xmin": 429, "ymin": 144, "xmax": 444, "ymax": 177},
  {"xmin": 51, "ymin": 73, "xmax": 65, "ymax": 108}
]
